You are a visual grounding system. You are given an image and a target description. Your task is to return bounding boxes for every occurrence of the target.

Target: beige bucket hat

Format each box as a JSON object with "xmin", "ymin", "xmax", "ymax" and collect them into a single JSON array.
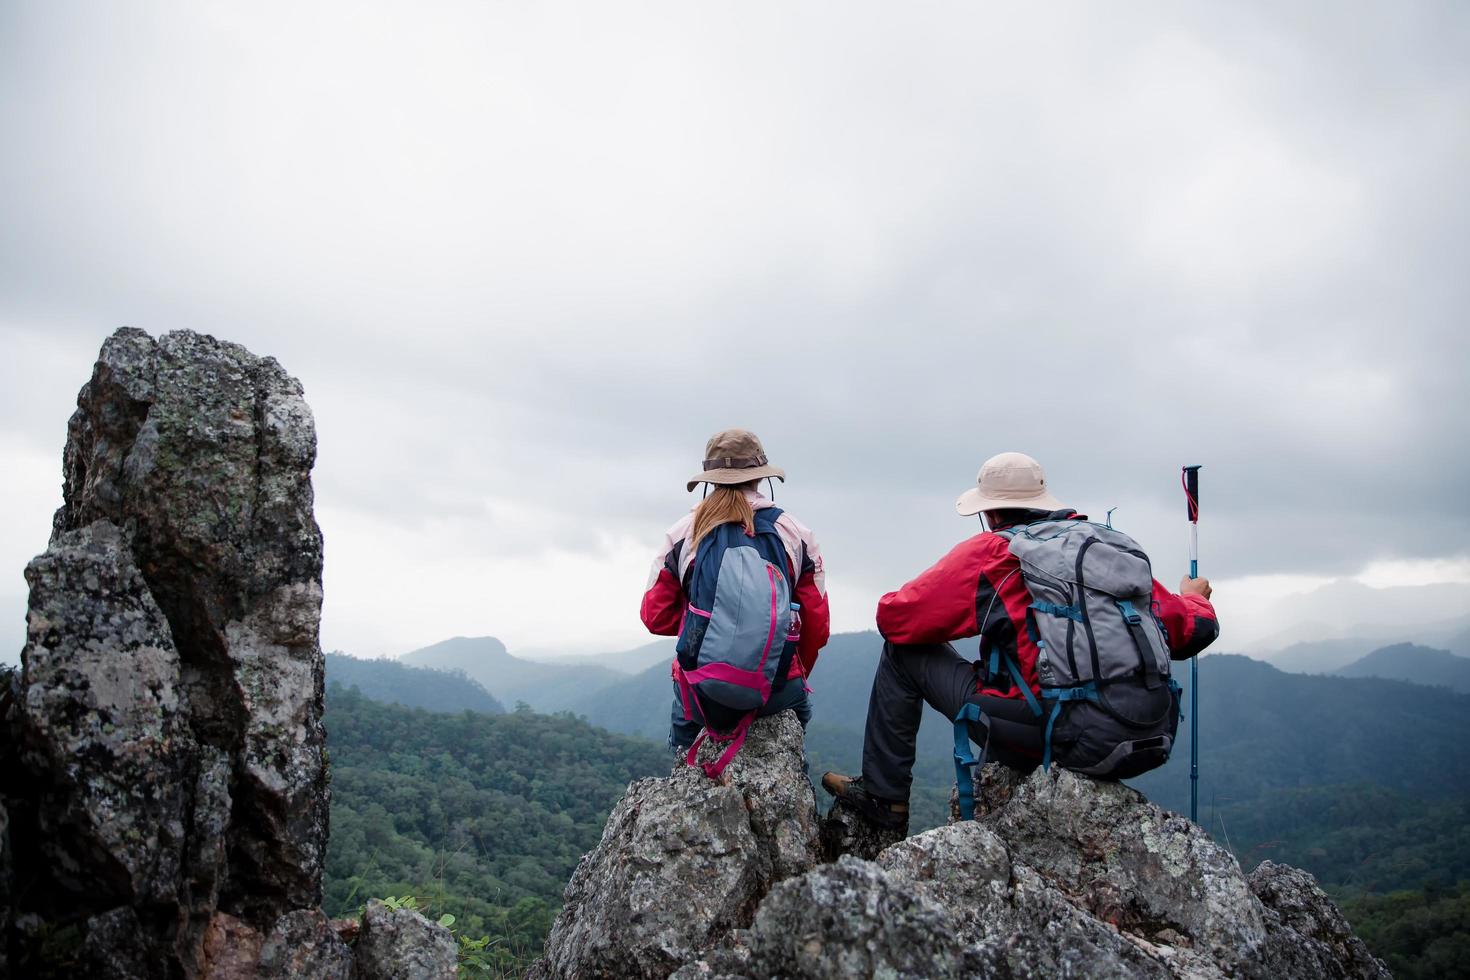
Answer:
[
  {"xmin": 687, "ymin": 428, "xmax": 786, "ymax": 492},
  {"xmin": 955, "ymin": 451, "xmax": 1064, "ymax": 516}
]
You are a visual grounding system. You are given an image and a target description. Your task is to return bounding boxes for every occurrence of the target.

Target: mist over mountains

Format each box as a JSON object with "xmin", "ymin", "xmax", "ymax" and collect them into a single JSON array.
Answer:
[
  {"xmin": 1229, "ymin": 578, "xmax": 1470, "ymax": 662},
  {"xmin": 395, "ymin": 635, "xmax": 673, "ymax": 713}
]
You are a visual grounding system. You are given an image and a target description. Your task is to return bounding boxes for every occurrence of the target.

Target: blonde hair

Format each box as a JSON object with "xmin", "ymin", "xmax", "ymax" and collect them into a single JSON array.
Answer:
[{"xmin": 691, "ymin": 482, "xmax": 758, "ymax": 552}]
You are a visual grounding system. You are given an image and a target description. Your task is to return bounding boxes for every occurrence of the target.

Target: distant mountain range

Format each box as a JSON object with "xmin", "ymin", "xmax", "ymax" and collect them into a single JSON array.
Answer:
[
  {"xmin": 523, "ymin": 639, "xmax": 676, "ymax": 674},
  {"xmin": 1334, "ymin": 642, "xmax": 1470, "ymax": 693},
  {"xmin": 338, "ymin": 627, "xmax": 1470, "ymax": 835},
  {"xmin": 1266, "ymin": 636, "xmax": 1470, "ymax": 686},
  {"xmin": 1242, "ymin": 581, "xmax": 1470, "ymax": 656},
  {"xmin": 397, "ymin": 635, "xmax": 672, "ymax": 713},
  {"xmin": 475, "ymin": 630, "xmax": 1470, "ymax": 831},
  {"xmin": 324, "ymin": 652, "xmax": 505, "ymax": 714}
]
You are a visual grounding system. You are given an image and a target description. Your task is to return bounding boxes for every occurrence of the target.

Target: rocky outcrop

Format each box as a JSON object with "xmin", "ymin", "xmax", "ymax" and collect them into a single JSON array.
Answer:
[
  {"xmin": 257, "ymin": 909, "xmax": 356, "ymax": 979},
  {"xmin": 533, "ymin": 713, "xmax": 820, "ymax": 979},
  {"xmin": 1248, "ymin": 861, "xmax": 1392, "ymax": 979},
  {"xmin": 352, "ymin": 900, "xmax": 459, "ymax": 980},
  {"xmin": 1, "ymin": 328, "xmax": 358, "ymax": 977},
  {"xmin": 533, "ymin": 727, "xmax": 1388, "ymax": 979}
]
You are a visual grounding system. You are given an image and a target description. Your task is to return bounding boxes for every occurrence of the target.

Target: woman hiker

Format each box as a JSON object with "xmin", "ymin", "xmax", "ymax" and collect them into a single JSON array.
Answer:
[{"xmin": 640, "ymin": 428, "xmax": 831, "ymax": 756}]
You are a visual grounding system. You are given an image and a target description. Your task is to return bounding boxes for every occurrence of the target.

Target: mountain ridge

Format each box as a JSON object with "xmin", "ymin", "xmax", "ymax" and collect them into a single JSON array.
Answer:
[
  {"xmin": 325, "ymin": 651, "xmax": 506, "ymax": 713},
  {"xmin": 399, "ymin": 634, "xmax": 626, "ymax": 712},
  {"xmin": 1333, "ymin": 642, "xmax": 1470, "ymax": 693}
]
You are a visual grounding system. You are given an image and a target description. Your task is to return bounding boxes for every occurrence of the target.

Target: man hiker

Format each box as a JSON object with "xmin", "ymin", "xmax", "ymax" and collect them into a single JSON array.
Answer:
[{"xmin": 821, "ymin": 452, "xmax": 1219, "ymax": 833}]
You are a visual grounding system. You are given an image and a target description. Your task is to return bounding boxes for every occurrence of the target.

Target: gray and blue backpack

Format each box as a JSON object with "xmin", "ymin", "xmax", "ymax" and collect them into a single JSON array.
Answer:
[
  {"xmin": 955, "ymin": 519, "xmax": 1181, "ymax": 816},
  {"xmin": 674, "ymin": 507, "xmax": 800, "ymax": 777}
]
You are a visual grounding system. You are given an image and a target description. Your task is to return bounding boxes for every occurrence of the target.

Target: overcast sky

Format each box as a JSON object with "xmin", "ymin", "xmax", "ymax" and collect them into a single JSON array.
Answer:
[{"xmin": 3, "ymin": 1, "xmax": 1468, "ymax": 661}]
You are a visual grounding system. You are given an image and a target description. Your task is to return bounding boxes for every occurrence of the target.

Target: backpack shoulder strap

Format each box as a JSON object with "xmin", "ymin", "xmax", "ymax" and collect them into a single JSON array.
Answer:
[{"xmin": 753, "ymin": 506, "xmax": 784, "ymax": 529}]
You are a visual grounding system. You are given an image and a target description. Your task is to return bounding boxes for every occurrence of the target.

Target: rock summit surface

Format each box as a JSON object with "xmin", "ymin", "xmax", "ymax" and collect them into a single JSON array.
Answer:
[{"xmin": 532, "ymin": 714, "xmax": 1388, "ymax": 979}]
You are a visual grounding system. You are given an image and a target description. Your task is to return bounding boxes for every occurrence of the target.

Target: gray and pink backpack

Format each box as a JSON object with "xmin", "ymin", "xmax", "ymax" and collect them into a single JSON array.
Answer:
[{"xmin": 673, "ymin": 508, "xmax": 799, "ymax": 777}]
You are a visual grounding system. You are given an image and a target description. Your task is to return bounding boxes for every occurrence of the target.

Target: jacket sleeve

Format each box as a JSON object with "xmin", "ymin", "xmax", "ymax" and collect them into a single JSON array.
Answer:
[
  {"xmin": 640, "ymin": 566, "xmax": 684, "ymax": 636},
  {"xmin": 793, "ymin": 563, "xmax": 830, "ymax": 674},
  {"xmin": 640, "ymin": 520, "xmax": 689, "ymax": 636},
  {"xmin": 876, "ymin": 535, "xmax": 1001, "ymax": 645},
  {"xmin": 1151, "ymin": 580, "xmax": 1219, "ymax": 660},
  {"xmin": 771, "ymin": 513, "xmax": 831, "ymax": 674}
]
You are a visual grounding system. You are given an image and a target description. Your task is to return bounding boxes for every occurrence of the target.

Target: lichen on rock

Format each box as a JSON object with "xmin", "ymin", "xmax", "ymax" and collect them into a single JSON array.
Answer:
[
  {"xmin": 2, "ymin": 327, "xmax": 331, "ymax": 977},
  {"xmin": 353, "ymin": 899, "xmax": 459, "ymax": 980},
  {"xmin": 535, "ymin": 743, "xmax": 1390, "ymax": 980},
  {"xmin": 533, "ymin": 712, "xmax": 819, "ymax": 979}
]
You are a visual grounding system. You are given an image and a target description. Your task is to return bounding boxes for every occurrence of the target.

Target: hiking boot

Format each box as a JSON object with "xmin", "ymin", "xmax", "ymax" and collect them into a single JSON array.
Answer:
[{"xmin": 820, "ymin": 772, "xmax": 909, "ymax": 831}]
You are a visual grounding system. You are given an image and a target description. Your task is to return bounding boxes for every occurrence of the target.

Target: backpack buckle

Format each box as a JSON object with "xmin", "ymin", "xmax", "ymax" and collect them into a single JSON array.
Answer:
[{"xmin": 1116, "ymin": 600, "xmax": 1143, "ymax": 625}]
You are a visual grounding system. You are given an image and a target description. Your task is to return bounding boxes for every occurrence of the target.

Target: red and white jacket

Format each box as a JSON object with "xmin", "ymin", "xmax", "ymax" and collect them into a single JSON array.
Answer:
[
  {"xmin": 640, "ymin": 490, "xmax": 831, "ymax": 678},
  {"xmin": 876, "ymin": 513, "xmax": 1219, "ymax": 700}
]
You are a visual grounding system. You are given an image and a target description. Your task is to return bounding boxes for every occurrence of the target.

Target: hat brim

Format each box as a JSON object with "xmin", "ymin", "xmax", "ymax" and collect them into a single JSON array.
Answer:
[
  {"xmin": 688, "ymin": 465, "xmax": 785, "ymax": 493},
  {"xmin": 955, "ymin": 486, "xmax": 1065, "ymax": 517}
]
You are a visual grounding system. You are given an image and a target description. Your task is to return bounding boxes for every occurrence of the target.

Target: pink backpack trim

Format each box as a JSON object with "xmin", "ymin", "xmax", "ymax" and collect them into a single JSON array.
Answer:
[
  {"xmin": 685, "ymin": 710, "xmax": 757, "ymax": 779},
  {"xmin": 675, "ymin": 556, "xmax": 787, "ymax": 779}
]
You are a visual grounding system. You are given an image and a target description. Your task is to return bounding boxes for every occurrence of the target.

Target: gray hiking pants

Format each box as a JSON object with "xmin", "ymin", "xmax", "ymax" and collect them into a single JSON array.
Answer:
[{"xmin": 862, "ymin": 640, "xmax": 1043, "ymax": 802}]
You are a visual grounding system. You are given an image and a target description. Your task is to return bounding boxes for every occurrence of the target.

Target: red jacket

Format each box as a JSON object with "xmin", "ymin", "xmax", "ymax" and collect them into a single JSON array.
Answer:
[
  {"xmin": 640, "ymin": 491, "xmax": 831, "ymax": 678},
  {"xmin": 876, "ymin": 515, "xmax": 1218, "ymax": 700}
]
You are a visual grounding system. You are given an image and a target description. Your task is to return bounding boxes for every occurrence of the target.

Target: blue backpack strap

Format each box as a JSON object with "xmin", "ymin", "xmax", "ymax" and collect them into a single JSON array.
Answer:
[
  {"xmin": 752, "ymin": 505, "xmax": 784, "ymax": 531},
  {"xmin": 1039, "ymin": 683, "xmax": 1099, "ymax": 770},
  {"xmin": 952, "ymin": 703, "xmax": 989, "ymax": 821},
  {"xmin": 1030, "ymin": 600, "xmax": 1083, "ymax": 622},
  {"xmin": 751, "ymin": 507, "xmax": 793, "ymax": 578},
  {"xmin": 980, "ymin": 637, "xmax": 1001, "ymax": 684},
  {"xmin": 1000, "ymin": 650, "xmax": 1043, "ymax": 718}
]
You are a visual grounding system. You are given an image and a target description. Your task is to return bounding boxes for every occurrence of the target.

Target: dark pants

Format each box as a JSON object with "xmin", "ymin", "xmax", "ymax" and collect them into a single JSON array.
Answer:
[
  {"xmin": 862, "ymin": 640, "xmax": 1043, "ymax": 802},
  {"xmin": 669, "ymin": 677, "xmax": 812, "ymax": 753}
]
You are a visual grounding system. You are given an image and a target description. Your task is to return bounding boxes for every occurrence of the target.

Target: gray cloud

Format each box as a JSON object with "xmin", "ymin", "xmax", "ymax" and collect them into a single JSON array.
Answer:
[{"xmin": 3, "ymin": 0, "xmax": 1467, "ymax": 655}]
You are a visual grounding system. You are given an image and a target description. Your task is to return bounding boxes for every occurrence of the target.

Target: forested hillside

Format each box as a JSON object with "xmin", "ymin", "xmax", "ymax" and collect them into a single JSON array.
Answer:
[
  {"xmin": 563, "ymin": 636, "xmax": 1470, "ymax": 833},
  {"xmin": 322, "ymin": 685, "xmax": 668, "ymax": 971},
  {"xmin": 325, "ymin": 652, "xmax": 505, "ymax": 714},
  {"xmin": 324, "ymin": 638, "xmax": 1470, "ymax": 977},
  {"xmin": 1131, "ymin": 654, "xmax": 1470, "ymax": 812}
]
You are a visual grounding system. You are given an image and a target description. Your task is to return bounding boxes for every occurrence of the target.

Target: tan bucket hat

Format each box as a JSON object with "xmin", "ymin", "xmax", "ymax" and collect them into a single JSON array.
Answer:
[
  {"xmin": 687, "ymin": 428, "xmax": 786, "ymax": 492},
  {"xmin": 955, "ymin": 452, "xmax": 1064, "ymax": 516}
]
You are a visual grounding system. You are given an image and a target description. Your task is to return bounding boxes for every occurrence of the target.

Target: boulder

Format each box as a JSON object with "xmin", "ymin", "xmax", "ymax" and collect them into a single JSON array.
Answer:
[
  {"xmin": 352, "ymin": 899, "xmax": 459, "ymax": 980},
  {"xmin": 2, "ymin": 327, "xmax": 328, "ymax": 977},
  {"xmin": 258, "ymin": 908, "xmax": 354, "ymax": 979},
  {"xmin": 533, "ymin": 712, "xmax": 819, "ymax": 979},
  {"xmin": 545, "ymin": 747, "xmax": 1390, "ymax": 979},
  {"xmin": 14, "ymin": 521, "xmax": 198, "ymax": 967},
  {"xmin": 979, "ymin": 767, "xmax": 1267, "ymax": 973},
  {"xmin": 876, "ymin": 821, "xmax": 1170, "ymax": 979},
  {"xmin": 50, "ymin": 329, "xmax": 329, "ymax": 920},
  {"xmin": 200, "ymin": 911, "xmax": 265, "ymax": 979},
  {"xmin": 1248, "ymin": 862, "xmax": 1389, "ymax": 979},
  {"xmin": 82, "ymin": 906, "xmax": 155, "ymax": 980},
  {"xmin": 746, "ymin": 855, "xmax": 993, "ymax": 979}
]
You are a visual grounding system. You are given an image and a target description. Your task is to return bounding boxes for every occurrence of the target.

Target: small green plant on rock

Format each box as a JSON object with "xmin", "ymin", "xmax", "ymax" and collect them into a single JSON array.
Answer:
[{"xmin": 369, "ymin": 894, "xmax": 503, "ymax": 979}]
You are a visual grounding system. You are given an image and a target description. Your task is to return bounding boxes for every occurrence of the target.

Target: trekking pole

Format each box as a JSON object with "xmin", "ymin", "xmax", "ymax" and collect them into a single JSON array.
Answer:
[{"xmin": 1182, "ymin": 465, "xmax": 1201, "ymax": 824}]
